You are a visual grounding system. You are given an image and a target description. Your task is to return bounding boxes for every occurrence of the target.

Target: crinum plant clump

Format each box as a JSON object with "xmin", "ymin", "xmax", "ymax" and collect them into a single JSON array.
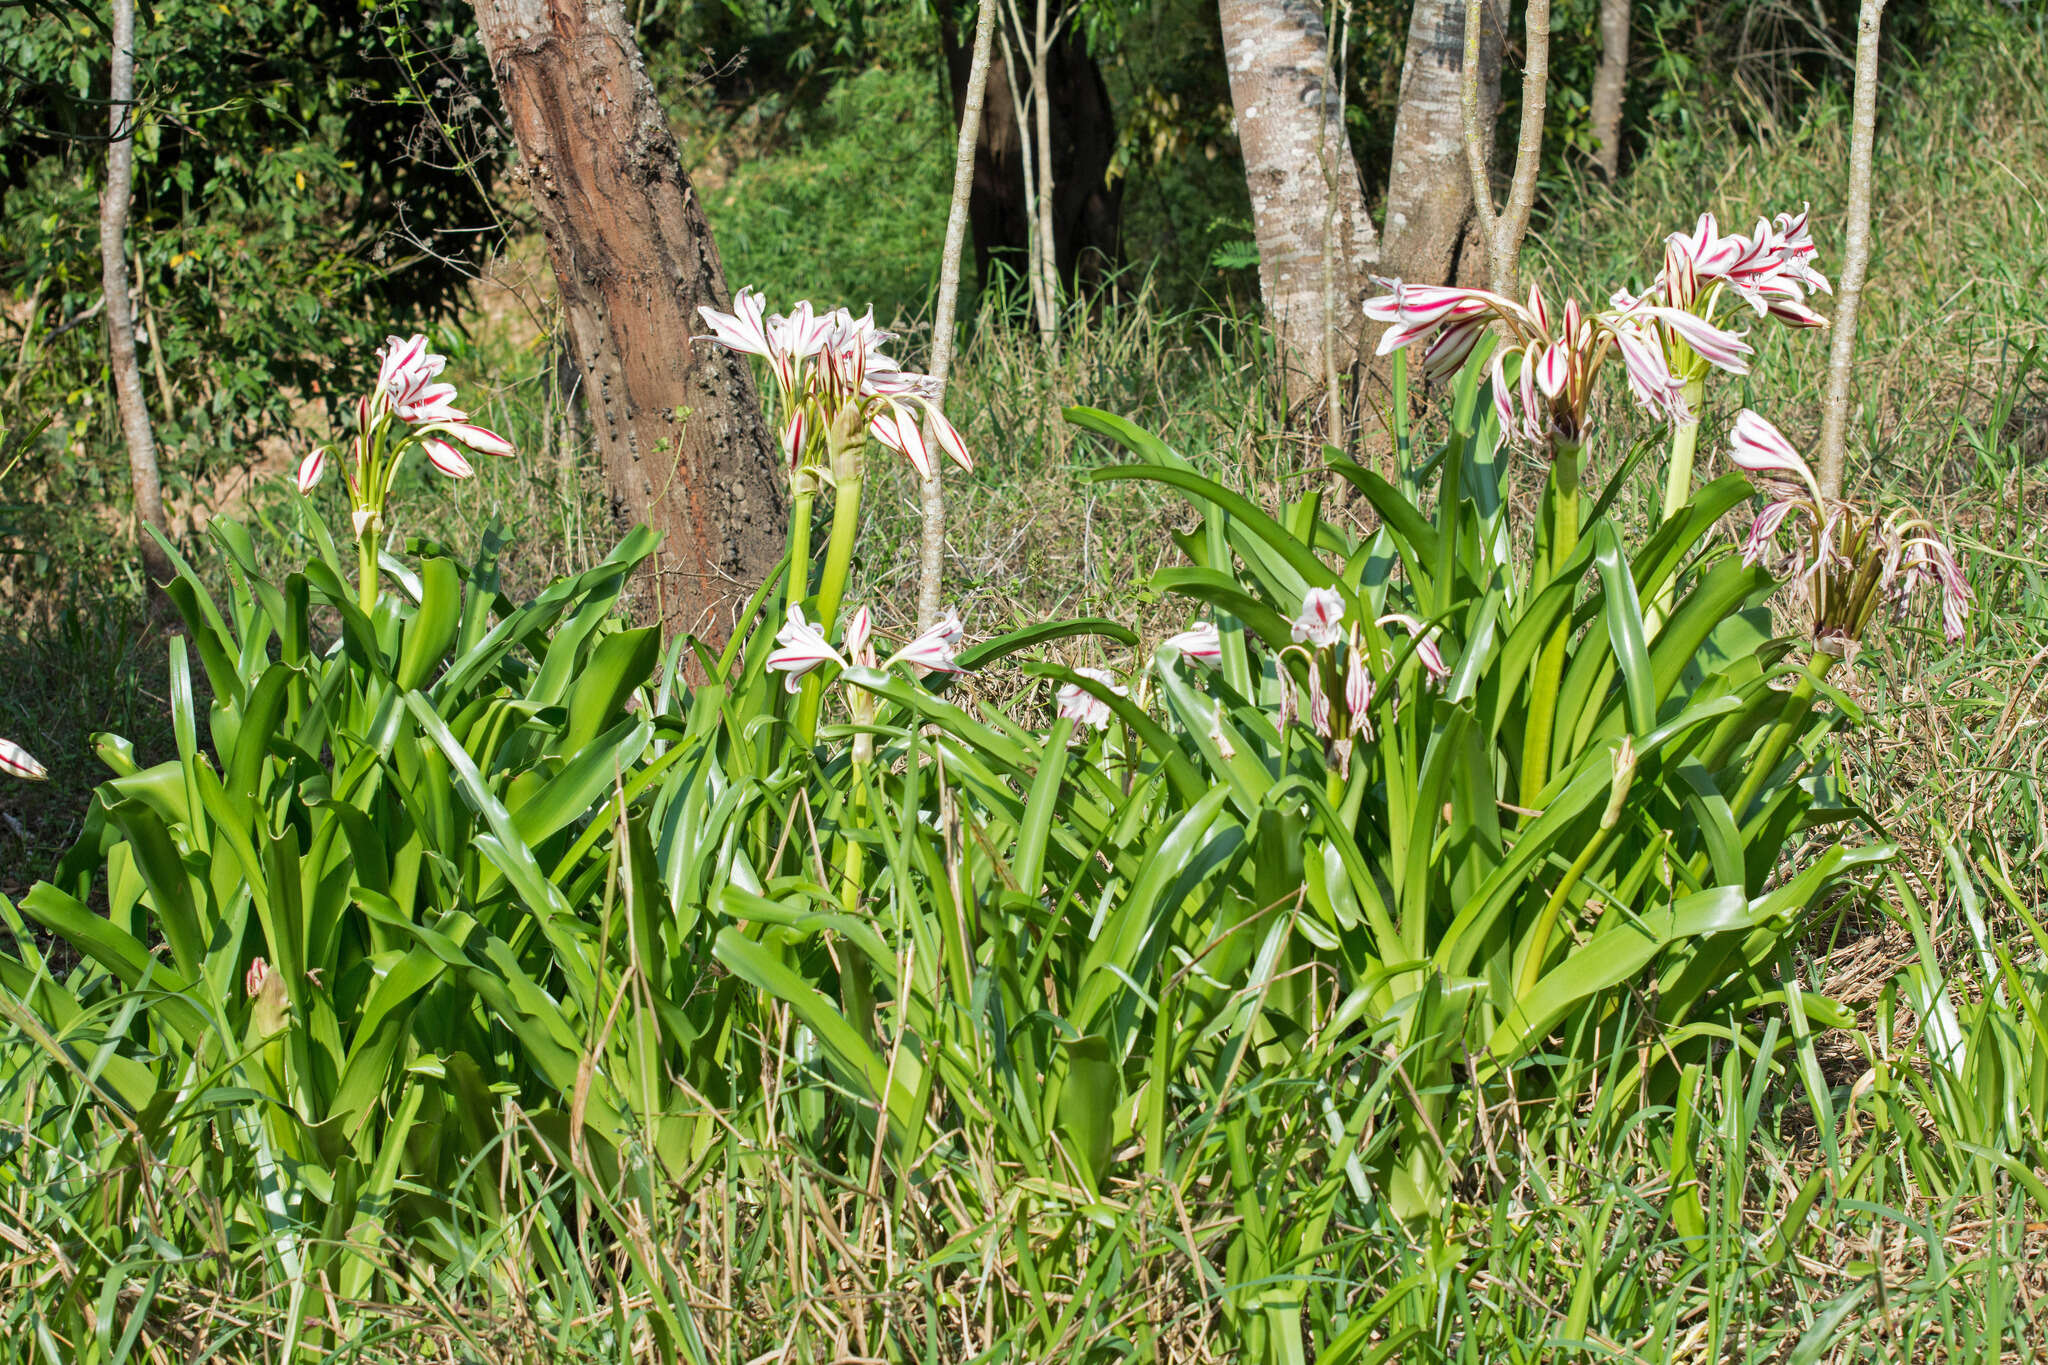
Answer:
[
  {"xmin": 1363, "ymin": 204, "xmax": 1840, "ymax": 806},
  {"xmin": 0, "ymin": 204, "xmax": 1979, "ymax": 1361}
]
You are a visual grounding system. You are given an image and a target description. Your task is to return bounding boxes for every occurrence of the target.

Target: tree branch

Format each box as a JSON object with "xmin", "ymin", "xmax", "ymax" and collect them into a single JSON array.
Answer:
[
  {"xmin": 1494, "ymin": 0, "xmax": 1551, "ymax": 294},
  {"xmin": 1461, "ymin": 0, "xmax": 1499, "ymax": 269}
]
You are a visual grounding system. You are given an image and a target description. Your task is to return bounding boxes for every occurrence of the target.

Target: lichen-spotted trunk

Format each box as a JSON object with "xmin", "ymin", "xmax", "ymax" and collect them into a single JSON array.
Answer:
[{"xmin": 1219, "ymin": 0, "xmax": 1380, "ymax": 404}]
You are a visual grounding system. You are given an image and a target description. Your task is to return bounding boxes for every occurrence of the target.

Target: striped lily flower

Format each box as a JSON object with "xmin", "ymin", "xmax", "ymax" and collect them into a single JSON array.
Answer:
[
  {"xmin": 0, "ymin": 738, "xmax": 47, "ymax": 780},
  {"xmin": 700, "ymin": 291, "xmax": 974, "ymax": 487},
  {"xmin": 1056, "ymin": 668, "xmax": 1125, "ymax": 731},
  {"xmin": 1366, "ymin": 277, "xmax": 1748, "ymax": 449},
  {"xmin": 1728, "ymin": 411, "xmax": 1971, "ymax": 648}
]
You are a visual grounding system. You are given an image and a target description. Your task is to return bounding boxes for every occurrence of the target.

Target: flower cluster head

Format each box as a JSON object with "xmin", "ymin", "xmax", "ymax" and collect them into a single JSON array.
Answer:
[
  {"xmin": 1276, "ymin": 588, "xmax": 1449, "ymax": 755},
  {"xmin": 765, "ymin": 603, "xmax": 968, "ymax": 693},
  {"xmin": 1365, "ymin": 278, "xmax": 1750, "ymax": 449},
  {"xmin": 296, "ymin": 334, "xmax": 515, "ymax": 523},
  {"xmin": 0, "ymin": 738, "xmax": 46, "ymax": 781},
  {"xmin": 698, "ymin": 289, "xmax": 972, "ymax": 485},
  {"xmin": 1656, "ymin": 207, "xmax": 1831, "ymax": 330},
  {"xmin": 1367, "ymin": 205, "xmax": 1829, "ymax": 448},
  {"xmin": 1729, "ymin": 410, "xmax": 1971, "ymax": 652}
]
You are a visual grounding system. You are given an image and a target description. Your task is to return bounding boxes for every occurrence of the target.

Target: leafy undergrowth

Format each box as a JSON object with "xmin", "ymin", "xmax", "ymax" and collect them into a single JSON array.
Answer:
[{"xmin": 5, "ymin": 9, "xmax": 2048, "ymax": 1364}]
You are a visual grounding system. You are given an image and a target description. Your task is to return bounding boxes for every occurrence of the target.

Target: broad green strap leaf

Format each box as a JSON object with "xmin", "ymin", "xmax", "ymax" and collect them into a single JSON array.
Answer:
[
  {"xmin": 1591, "ymin": 521, "xmax": 1657, "ymax": 737},
  {"xmin": 955, "ymin": 617, "xmax": 1140, "ymax": 671},
  {"xmin": 1086, "ymin": 464, "xmax": 1335, "ymax": 593},
  {"xmin": 396, "ymin": 556, "xmax": 463, "ymax": 691}
]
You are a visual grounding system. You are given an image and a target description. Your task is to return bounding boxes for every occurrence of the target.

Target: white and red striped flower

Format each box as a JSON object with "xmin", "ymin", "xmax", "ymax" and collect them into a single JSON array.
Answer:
[
  {"xmin": 765, "ymin": 604, "xmax": 846, "ymax": 693},
  {"xmin": 420, "ymin": 438, "xmax": 475, "ymax": 480},
  {"xmin": 1291, "ymin": 587, "xmax": 1347, "ymax": 649},
  {"xmin": 767, "ymin": 601, "xmax": 973, "ymax": 695},
  {"xmin": 889, "ymin": 610, "xmax": 967, "ymax": 675},
  {"xmin": 701, "ymin": 290, "xmax": 974, "ymax": 486},
  {"xmin": 1729, "ymin": 411, "xmax": 1970, "ymax": 648},
  {"xmin": 1377, "ymin": 613, "xmax": 1450, "ymax": 683},
  {"xmin": 1343, "ymin": 644, "xmax": 1374, "ymax": 739},
  {"xmin": 1727, "ymin": 409, "xmax": 1823, "ymax": 502},
  {"xmin": 1163, "ymin": 620, "xmax": 1222, "ymax": 667},
  {"xmin": 295, "ymin": 446, "xmax": 328, "ymax": 494},
  {"xmin": 303, "ymin": 336, "xmax": 515, "ymax": 546},
  {"xmin": 1656, "ymin": 208, "xmax": 1832, "ymax": 331},
  {"xmin": 0, "ymin": 738, "xmax": 47, "ymax": 780},
  {"xmin": 1367, "ymin": 276, "xmax": 1747, "ymax": 449},
  {"xmin": 1056, "ymin": 667, "xmax": 1126, "ymax": 731}
]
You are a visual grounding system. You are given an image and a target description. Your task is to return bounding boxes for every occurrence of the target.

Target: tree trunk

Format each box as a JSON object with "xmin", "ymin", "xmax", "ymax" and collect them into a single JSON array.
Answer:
[
  {"xmin": 1381, "ymin": 0, "xmax": 1501, "ymax": 287},
  {"xmin": 1817, "ymin": 0, "xmax": 1886, "ymax": 500},
  {"xmin": 918, "ymin": 0, "xmax": 997, "ymax": 630},
  {"xmin": 1029, "ymin": 0, "xmax": 1060, "ymax": 354},
  {"xmin": 1590, "ymin": 0, "xmax": 1629, "ymax": 180},
  {"xmin": 99, "ymin": 0, "xmax": 172, "ymax": 591},
  {"xmin": 1219, "ymin": 0, "xmax": 1380, "ymax": 397},
  {"xmin": 1463, "ymin": 0, "xmax": 1551, "ymax": 295},
  {"xmin": 939, "ymin": 0, "xmax": 1121, "ymax": 298},
  {"xmin": 470, "ymin": 0, "xmax": 784, "ymax": 644}
]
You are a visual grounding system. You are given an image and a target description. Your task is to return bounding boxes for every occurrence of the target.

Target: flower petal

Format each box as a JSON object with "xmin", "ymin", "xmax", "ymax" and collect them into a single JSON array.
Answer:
[
  {"xmin": 927, "ymin": 405, "xmax": 973, "ymax": 472},
  {"xmin": 438, "ymin": 421, "xmax": 515, "ymax": 458},
  {"xmin": 1290, "ymin": 587, "xmax": 1347, "ymax": 648},
  {"xmin": 295, "ymin": 446, "xmax": 327, "ymax": 493},
  {"xmin": 1727, "ymin": 409, "xmax": 1818, "ymax": 490},
  {"xmin": 422, "ymin": 437, "xmax": 475, "ymax": 479},
  {"xmin": 1162, "ymin": 620, "xmax": 1222, "ymax": 666},
  {"xmin": 844, "ymin": 605, "xmax": 874, "ymax": 664},
  {"xmin": 0, "ymin": 738, "xmax": 47, "ymax": 780},
  {"xmin": 697, "ymin": 287, "xmax": 773, "ymax": 357},
  {"xmin": 1055, "ymin": 666, "xmax": 1125, "ymax": 731},
  {"xmin": 1640, "ymin": 306, "xmax": 1754, "ymax": 374},
  {"xmin": 869, "ymin": 405, "xmax": 933, "ymax": 478},
  {"xmin": 888, "ymin": 609, "xmax": 967, "ymax": 674}
]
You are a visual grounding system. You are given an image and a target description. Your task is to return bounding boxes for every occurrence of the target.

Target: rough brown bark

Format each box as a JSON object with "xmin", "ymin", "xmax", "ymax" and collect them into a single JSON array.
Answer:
[
  {"xmin": 470, "ymin": 0, "xmax": 784, "ymax": 644},
  {"xmin": 1219, "ymin": 0, "xmax": 1381, "ymax": 395},
  {"xmin": 1590, "ymin": 0, "xmax": 1629, "ymax": 180},
  {"xmin": 939, "ymin": 0, "xmax": 1121, "ymax": 297},
  {"xmin": 1381, "ymin": 0, "xmax": 1502, "ymax": 287},
  {"xmin": 1817, "ymin": 0, "xmax": 1886, "ymax": 499},
  {"xmin": 99, "ymin": 0, "xmax": 173, "ymax": 591}
]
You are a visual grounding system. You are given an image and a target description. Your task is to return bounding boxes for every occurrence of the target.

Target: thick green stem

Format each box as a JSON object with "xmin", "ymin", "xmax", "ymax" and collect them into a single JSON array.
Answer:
[
  {"xmin": 813, "ymin": 475, "xmax": 864, "ymax": 636},
  {"xmin": 1519, "ymin": 449, "xmax": 1583, "ymax": 811},
  {"xmin": 1659, "ymin": 377, "xmax": 1707, "ymax": 525},
  {"xmin": 837, "ymin": 765, "xmax": 875, "ymax": 1041},
  {"xmin": 796, "ymin": 474, "xmax": 865, "ymax": 744},
  {"xmin": 1647, "ymin": 377, "xmax": 1707, "ymax": 632},
  {"xmin": 787, "ymin": 487, "xmax": 815, "ymax": 614},
  {"xmin": 1729, "ymin": 650, "xmax": 1841, "ymax": 824},
  {"xmin": 356, "ymin": 524, "xmax": 379, "ymax": 616},
  {"xmin": 1519, "ymin": 739, "xmax": 1633, "ymax": 997}
]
